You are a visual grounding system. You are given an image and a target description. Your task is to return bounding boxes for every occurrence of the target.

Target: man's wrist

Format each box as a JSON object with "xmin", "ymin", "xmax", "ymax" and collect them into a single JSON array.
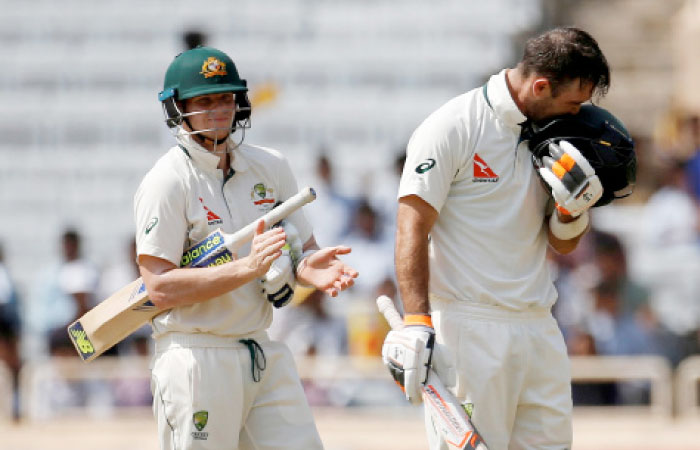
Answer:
[
  {"xmin": 550, "ymin": 210, "xmax": 590, "ymax": 240},
  {"xmin": 404, "ymin": 313, "xmax": 433, "ymax": 328},
  {"xmin": 294, "ymin": 249, "xmax": 317, "ymax": 286}
]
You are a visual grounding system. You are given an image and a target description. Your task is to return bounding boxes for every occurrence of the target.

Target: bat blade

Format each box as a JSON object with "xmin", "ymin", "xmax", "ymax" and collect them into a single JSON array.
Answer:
[
  {"xmin": 68, "ymin": 279, "xmax": 153, "ymax": 361},
  {"xmin": 376, "ymin": 295, "xmax": 488, "ymax": 450},
  {"xmin": 423, "ymin": 375, "xmax": 486, "ymax": 450},
  {"xmin": 68, "ymin": 187, "xmax": 316, "ymax": 362}
]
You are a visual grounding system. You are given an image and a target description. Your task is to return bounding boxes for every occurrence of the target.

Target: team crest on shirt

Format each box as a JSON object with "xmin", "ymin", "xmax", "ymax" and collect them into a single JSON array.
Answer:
[
  {"xmin": 250, "ymin": 183, "xmax": 276, "ymax": 212},
  {"xmin": 199, "ymin": 197, "xmax": 223, "ymax": 225},
  {"xmin": 200, "ymin": 57, "xmax": 227, "ymax": 79},
  {"xmin": 192, "ymin": 410, "xmax": 209, "ymax": 440},
  {"xmin": 472, "ymin": 154, "xmax": 499, "ymax": 183}
]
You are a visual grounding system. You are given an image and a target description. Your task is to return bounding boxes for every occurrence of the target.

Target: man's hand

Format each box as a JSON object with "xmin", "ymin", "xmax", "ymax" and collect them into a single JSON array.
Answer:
[
  {"xmin": 260, "ymin": 221, "xmax": 303, "ymax": 308},
  {"xmin": 536, "ymin": 139, "xmax": 603, "ymax": 217},
  {"xmin": 295, "ymin": 246, "xmax": 358, "ymax": 297},
  {"xmin": 242, "ymin": 221, "xmax": 287, "ymax": 277},
  {"xmin": 381, "ymin": 318, "xmax": 435, "ymax": 405}
]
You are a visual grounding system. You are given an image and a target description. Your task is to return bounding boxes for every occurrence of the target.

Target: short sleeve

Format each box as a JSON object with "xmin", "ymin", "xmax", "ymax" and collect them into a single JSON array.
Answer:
[
  {"xmin": 134, "ymin": 165, "xmax": 188, "ymax": 266},
  {"xmin": 398, "ymin": 98, "xmax": 471, "ymax": 213}
]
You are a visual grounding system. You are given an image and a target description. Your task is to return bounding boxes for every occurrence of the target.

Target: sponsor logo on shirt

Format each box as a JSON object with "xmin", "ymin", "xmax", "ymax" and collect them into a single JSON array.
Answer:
[
  {"xmin": 251, "ymin": 183, "xmax": 276, "ymax": 211},
  {"xmin": 472, "ymin": 154, "xmax": 499, "ymax": 183},
  {"xmin": 415, "ymin": 158, "xmax": 436, "ymax": 174},
  {"xmin": 145, "ymin": 217, "xmax": 158, "ymax": 234},
  {"xmin": 199, "ymin": 198, "xmax": 223, "ymax": 225}
]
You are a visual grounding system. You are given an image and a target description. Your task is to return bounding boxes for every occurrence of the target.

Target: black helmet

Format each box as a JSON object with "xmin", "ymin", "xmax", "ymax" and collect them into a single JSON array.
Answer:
[{"xmin": 526, "ymin": 104, "xmax": 636, "ymax": 207}]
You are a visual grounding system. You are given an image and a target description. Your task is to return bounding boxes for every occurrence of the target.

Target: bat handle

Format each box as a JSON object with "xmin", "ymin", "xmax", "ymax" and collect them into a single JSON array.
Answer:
[
  {"xmin": 224, "ymin": 186, "xmax": 316, "ymax": 251},
  {"xmin": 376, "ymin": 295, "xmax": 404, "ymax": 331}
]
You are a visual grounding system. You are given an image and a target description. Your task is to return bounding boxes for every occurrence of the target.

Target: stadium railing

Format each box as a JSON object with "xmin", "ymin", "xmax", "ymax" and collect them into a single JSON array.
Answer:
[
  {"xmin": 18, "ymin": 356, "xmax": 151, "ymax": 421},
  {"xmin": 570, "ymin": 355, "xmax": 673, "ymax": 416},
  {"xmin": 0, "ymin": 360, "xmax": 12, "ymax": 422},
  {"xmin": 675, "ymin": 355, "xmax": 700, "ymax": 418},
  {"xmin": 5, "ymin": 353, "xmax": 686, "ymax": 422}
]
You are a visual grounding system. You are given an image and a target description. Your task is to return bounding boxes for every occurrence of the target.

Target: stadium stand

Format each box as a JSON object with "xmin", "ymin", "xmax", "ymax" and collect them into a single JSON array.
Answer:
[{"xmin": 0, "ymin": 0, "xmax": 542, "ymax": 302}]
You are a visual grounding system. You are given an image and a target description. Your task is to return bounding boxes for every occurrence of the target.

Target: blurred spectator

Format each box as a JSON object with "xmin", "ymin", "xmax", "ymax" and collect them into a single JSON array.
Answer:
[
  {"xmin": 592, "ymin": 230, "xmax": 652, "ymax": 317},
  {"xmin": 0, "ymin": 244, "xmax": 21, "ymax": 419},
  {"xmin": 569, "ymin": 231, "xmax": 662, "ymax": 359},
  {"xmin": 638, "ymin": 160, "xmax": 700, "ymax": 350},
  {"xmin": 304, "ymin": 152, "xmax": 357, "ymax": 246},
  {"xmin": 641, "ymin": 158, "xmax": 699, "ymax": 247},
  {"xmin": 369, "ymin": 150, "xmax": 406, "ymax": 238},
  {"xmin": 566, "ymin": 328, "xmax": 618, "ymax": 406},
  {"xmin": 681, "ymin": 115, "xmax": 700, "ymax": 202},
  {"xmin": 346, "ymin": 276, "xmax": 394, "ymax": 357},
  {"xmin": 182, "ymin": 29, "xmax": 207, "ymax": 50},
  {"xmin": 27, "ymin": 228, "xmax": 100, "ymax": 357},
  {"xmin": 552, "ymin": 229, "xmax": 676, "ymax": 405},
  {"xmin": 338, "ymin": 199, "xmax": 395, "ymax": 357},
  {"xmin": 584, "ymin": 279, "xmax": 662, "ymax": 405},
  {"xmin": 341, "ymin": 198, "xmax": 394, "ymax": 297},
  {"xmin": 585, "ymin": 279, "xmax": 660, "ymax": 357},
  {"xmin": 268, "ymin": 288, "xmax": 349, "ymax": 407},
  {"xmin": 97, "ymin": 237, "xmax": 151, "ymax": 357},
  {"xmin": 269, "ymin": 288, "xmax": 348, "ymax": 357}
]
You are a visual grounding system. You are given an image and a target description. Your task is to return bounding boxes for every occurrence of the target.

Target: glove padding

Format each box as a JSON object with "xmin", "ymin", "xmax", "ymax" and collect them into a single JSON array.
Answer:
[
  {"xmin": 536, "ymin": 140, "xmax": 603, "ymax": 217},
  {"xmin": 381, "ymin": 324, "xmax": 435, "ymax": 405},
  {"xmin": 260, "ymin": 220, "xmax": 303, "ymax": 308}
]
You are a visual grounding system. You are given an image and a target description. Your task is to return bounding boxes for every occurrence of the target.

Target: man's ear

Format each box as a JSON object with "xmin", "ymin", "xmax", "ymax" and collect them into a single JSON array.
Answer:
[{"xmin": 532, "ymin": 78, "xmax": 551, "ymax": 98}]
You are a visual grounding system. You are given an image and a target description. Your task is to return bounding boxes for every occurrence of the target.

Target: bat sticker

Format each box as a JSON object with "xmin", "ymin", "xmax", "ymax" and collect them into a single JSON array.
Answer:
[{"xmin": 67, "ymin": 321, "xmax": 96, "ymax": 361}]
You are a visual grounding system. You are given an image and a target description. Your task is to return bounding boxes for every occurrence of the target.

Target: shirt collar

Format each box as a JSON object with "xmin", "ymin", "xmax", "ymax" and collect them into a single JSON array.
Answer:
[
  {"xmin": 176, "ymin": 134, "xmax": 248, "ymax": 173},
  {"xmin": 485, "ymin": 69, "xmax": 527, "ymax": 131}
]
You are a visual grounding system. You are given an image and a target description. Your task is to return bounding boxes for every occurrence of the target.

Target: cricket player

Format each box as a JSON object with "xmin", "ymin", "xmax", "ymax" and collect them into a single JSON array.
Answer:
[
  {"xmin": 135, "ymin": 46, "xmax": 358, "ymax": 449},
  {"xmin": 383, "ymin": 28, "xmax": 612, "ymax": 449}
]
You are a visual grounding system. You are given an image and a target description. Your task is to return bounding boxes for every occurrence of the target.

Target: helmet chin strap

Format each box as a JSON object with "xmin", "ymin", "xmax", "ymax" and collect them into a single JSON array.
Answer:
[
  {"xmin": 192, "ymin": 131, "xmax": 230, "ymax": 154},
  {"xmin": 174, "ymin": 125, "xmax": 246, "ymax": 157}
]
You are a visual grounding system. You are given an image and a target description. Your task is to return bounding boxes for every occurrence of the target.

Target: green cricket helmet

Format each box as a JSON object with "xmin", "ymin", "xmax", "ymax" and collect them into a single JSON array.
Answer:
[{"xmin": 158, "ymin": 46, "xmax": 251, "ymax": 131}]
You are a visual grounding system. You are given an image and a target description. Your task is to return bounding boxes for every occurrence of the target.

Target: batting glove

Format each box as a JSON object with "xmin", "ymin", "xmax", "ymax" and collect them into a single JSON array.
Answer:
[
  {"xmin": 536, "ymin": 140, "xmax": 603, "ymax": 217},
  {"xmin": 381, "ymin": 315, "xmax": 435, "ymax": 405},
  {"xmin": 260, "ymin": 220, "xmax": 303, "ymax": 308}
]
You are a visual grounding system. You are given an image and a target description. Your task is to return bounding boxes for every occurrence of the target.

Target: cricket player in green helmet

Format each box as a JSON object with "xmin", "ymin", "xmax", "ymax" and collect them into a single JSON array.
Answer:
[{"xmin": 137, "ymin": 46, "xmax": 358, "ymax": 449}]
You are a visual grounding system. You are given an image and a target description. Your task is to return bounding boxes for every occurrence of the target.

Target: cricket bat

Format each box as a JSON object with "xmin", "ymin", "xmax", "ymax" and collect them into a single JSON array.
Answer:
[
  {"xmin": 67, "ymin": 187, "xmax": 317, "ymax": 362},
  {"xmin": 376, "ymin": 295, "xmax": 488, "ymax": 450}
]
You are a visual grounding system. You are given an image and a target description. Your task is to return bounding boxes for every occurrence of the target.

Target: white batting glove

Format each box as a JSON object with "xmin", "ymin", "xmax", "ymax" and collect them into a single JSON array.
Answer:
[
  {"xmin": 381, "ymin": 315, "xmax": 435, "ymax": 405},
  {"xmin": 260, "ymin": 220, "xmax": 303, "ymax": 308},
  {"xmin": 537, "ymin": 140, "xmax": 603, "ymax": 217}
]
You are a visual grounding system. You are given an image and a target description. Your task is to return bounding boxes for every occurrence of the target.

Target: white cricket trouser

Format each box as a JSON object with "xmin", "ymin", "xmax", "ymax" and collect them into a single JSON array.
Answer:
[
  {"xmin": 151, "ymin": 332, "xmax": 324, "ymax": 450},
  {"xmin": 428, "ymin": 296, "xmax": 572, "ymax": 450}
]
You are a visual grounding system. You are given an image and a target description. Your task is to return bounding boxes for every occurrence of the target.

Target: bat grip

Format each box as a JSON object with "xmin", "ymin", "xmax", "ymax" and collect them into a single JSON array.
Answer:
[{"xmin": 376, "ymin": 295, "xmax": 404, "ymax": 331}]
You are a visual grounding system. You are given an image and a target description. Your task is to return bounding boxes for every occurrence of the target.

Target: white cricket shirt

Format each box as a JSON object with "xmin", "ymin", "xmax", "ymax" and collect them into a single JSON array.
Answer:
[
  {"xmin": 135, "ymin": 135, "xmax": 313, "ymax": 338},
  {"xmin": 398, "ymin": 69, "xmax": 557, "ymax": 310}
]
